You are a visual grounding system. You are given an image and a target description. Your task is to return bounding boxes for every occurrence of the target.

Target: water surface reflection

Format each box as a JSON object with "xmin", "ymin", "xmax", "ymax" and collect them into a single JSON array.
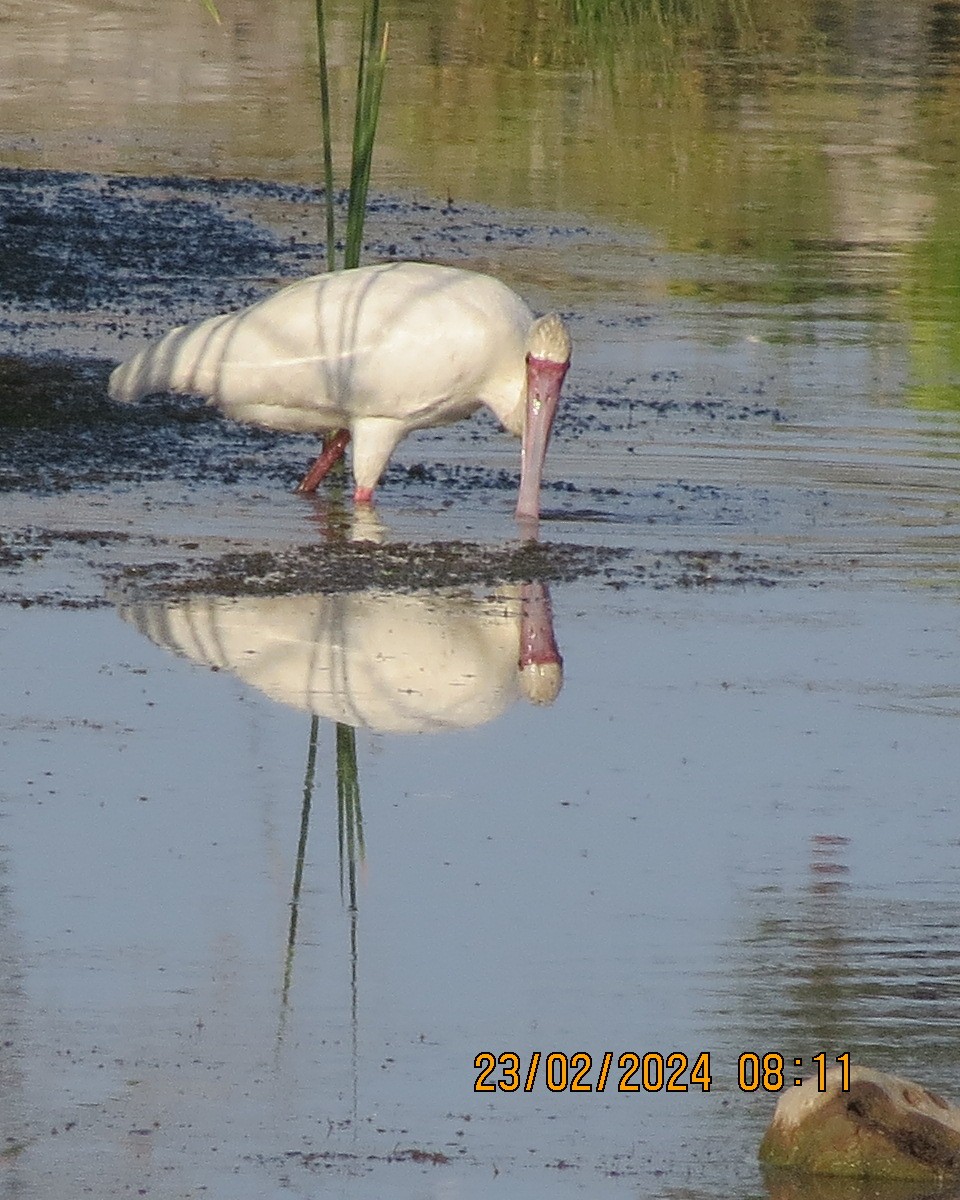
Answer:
[
  {"xmin": 736, "ymin": 831, "xmax": 960, "ymax": 1093},
  {"xmin": 117, "ymin": 581, "xmax": 563, "ymax": 730},
  {"xmin": 114, "ymin": 575, "xmax": 565, "ymax": 1106}
]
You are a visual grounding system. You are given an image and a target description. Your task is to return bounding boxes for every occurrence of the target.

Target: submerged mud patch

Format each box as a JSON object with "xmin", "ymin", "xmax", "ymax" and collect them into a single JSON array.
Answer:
[
  {"xmin": 0, "ymin": 165, "xmax": 598, "ymax": 325},
  {"xmin": 0, "ymin": 165, "xmax": 819, "ymax": 611},
  {"xmin": 111, "ymin": 541, "xmax": 790, "ymax": 603},
  {"xmin": 0, "ymin": 353, "xmax": 311, "ymax": 493},
  {"xmin": 0, "ymin": 522, "xmax": 799, "ymax": 609},
  {"xmin": 0, "ymin": 167, "xmax": 306, "ymax": 315},
  {"xmin": 115, "ymin": 540, "xmax": 631, "ymax": 599}
]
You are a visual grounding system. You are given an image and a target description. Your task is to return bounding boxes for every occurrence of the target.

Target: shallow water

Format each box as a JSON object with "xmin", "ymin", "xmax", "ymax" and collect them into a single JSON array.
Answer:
[
  {"xmin": 4, "ymin": 2, "xmax": 960, "ymax": 1198},
  {"xmin": 5, "ymin": 581, "xmax": 960, "ymax": 1198}
]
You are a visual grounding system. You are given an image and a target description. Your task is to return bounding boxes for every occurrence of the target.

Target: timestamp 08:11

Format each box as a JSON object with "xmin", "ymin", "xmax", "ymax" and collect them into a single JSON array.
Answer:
[{"xmin": 473, "ymin": 1051, "xmax": 852, "ymax": 1094}]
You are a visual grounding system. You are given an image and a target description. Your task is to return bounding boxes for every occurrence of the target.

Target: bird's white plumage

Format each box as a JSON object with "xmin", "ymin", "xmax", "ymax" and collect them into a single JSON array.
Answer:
[{"xmin": 109, "ymin": 261, "xmax": 571, "ymax": 508}]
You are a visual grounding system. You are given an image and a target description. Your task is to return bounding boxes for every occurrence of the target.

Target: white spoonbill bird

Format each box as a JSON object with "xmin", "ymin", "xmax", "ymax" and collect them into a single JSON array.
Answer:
[{"xmin": 109, "ymin": 261, "xmax": 572, "ymax": 518}]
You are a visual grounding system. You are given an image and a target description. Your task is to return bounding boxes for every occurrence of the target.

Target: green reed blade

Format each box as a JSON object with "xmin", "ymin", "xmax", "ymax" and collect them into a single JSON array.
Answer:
[
  {"xmin": 344, "ymin": 7, "xmax": 389, "ymax": 270},
  {"xmin": 313, "ymin": 0, "xmax": 338, "ymax": 271},
  {"xmin": 344, "ymin": 31, "xmax": 388, "ymax": 268},
  {"xmin": 343, "ymin": 5, "xmax": 370, "ymax": 271}
]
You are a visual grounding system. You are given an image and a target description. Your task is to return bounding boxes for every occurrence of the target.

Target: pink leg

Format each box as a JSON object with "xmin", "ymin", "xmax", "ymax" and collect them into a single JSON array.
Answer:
[
  {"xmin": 353, "ymin": 485, "xmax": 375, "ymax": 505},
  {"xmin": 295, "ymin": 429, "xmax": 351, "ymax": 494}
]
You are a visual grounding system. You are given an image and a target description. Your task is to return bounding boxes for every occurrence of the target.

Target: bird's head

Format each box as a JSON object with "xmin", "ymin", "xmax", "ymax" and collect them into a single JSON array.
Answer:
[{"xmin": 516, "ymin": 314, "xmax": 572, "ymax": 522}]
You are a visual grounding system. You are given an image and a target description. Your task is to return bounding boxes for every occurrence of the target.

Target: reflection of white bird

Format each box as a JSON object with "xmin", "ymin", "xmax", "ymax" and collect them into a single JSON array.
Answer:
[
  {"xmin": 117, "ymin": 584, "xmax": 562, "ymax": 733},
  {"xmin": 109, "ymin": 262, "xmax": 572, "ymax": 518}
]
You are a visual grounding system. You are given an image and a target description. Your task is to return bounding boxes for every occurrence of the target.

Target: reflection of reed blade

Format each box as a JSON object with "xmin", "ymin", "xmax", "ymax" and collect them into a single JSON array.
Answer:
[
  {"xmin": 336, "ymin": 723, "xmax": 364, "ymax": 906},
  {"xmin": 279, "ymin": 714, "xmax": 320, "ymax": 1024},
  {"xmin": 336, "ymin": 720, "xmax": 363, "ymax": 1128},
  {"xmin": 117, "ymin": 585, "xmax": 563, "ymax": 733},
  {"xmin": 277, "ymin": 715, "xmax": 365, "ymax": 1077}
]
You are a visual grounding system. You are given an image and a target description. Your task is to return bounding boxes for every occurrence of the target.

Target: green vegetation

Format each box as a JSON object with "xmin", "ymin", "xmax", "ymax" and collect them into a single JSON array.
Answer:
[
  {"xmin": 311, "ymin": 1, "xmax": 388, "ymax": 270},
  {"xmin": 562, "ymin": 0, "xmax": 758, "ymax": 49},
  {"xmin": 905, "ymin": 226, "xmax": 960, "ymax": 410},
  {"xmin": 343, "ymin": 4, "xmax": 389, "ymax": 269},
  {"xmin": 312, "ymin": 1, "xmax": 388, "ymax": 270},
  {"xmin": 199, "ymin": 0, "xmax": 387, "ymax": 270}
]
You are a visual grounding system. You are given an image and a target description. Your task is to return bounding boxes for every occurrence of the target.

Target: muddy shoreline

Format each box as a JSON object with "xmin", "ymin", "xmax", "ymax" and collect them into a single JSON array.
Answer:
[{"xmin": 1, "ymin": 165, "xmax": 804, "ymax": 610}]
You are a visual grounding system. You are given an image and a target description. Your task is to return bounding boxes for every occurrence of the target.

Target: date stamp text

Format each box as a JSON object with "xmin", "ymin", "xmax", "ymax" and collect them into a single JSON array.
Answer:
[{"xmin": 473, "ymin": 1051, "xmax": 851, "ymax": 1094}]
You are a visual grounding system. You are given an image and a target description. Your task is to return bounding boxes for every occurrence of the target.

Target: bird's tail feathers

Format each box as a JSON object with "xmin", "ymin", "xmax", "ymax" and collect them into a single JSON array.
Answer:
[{"xmin": 108, "ymin": 313, "xmax": 236, "ymax": 404}]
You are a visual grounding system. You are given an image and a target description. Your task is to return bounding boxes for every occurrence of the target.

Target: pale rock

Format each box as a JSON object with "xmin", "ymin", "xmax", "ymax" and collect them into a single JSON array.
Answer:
[{"xmin": 760, "ymin": 1066, "xmax": 960, "ymax": 1183}]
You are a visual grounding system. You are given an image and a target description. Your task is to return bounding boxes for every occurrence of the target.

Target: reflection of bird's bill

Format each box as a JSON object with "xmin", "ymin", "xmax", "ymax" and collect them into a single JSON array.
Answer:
[
  {"xmin": 118, "ymin": 585, "xmax": 563, "ymax": 734},
  {"xmin": 519, "ymin": 581, "xmax": 563, "ymax": 704}
]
